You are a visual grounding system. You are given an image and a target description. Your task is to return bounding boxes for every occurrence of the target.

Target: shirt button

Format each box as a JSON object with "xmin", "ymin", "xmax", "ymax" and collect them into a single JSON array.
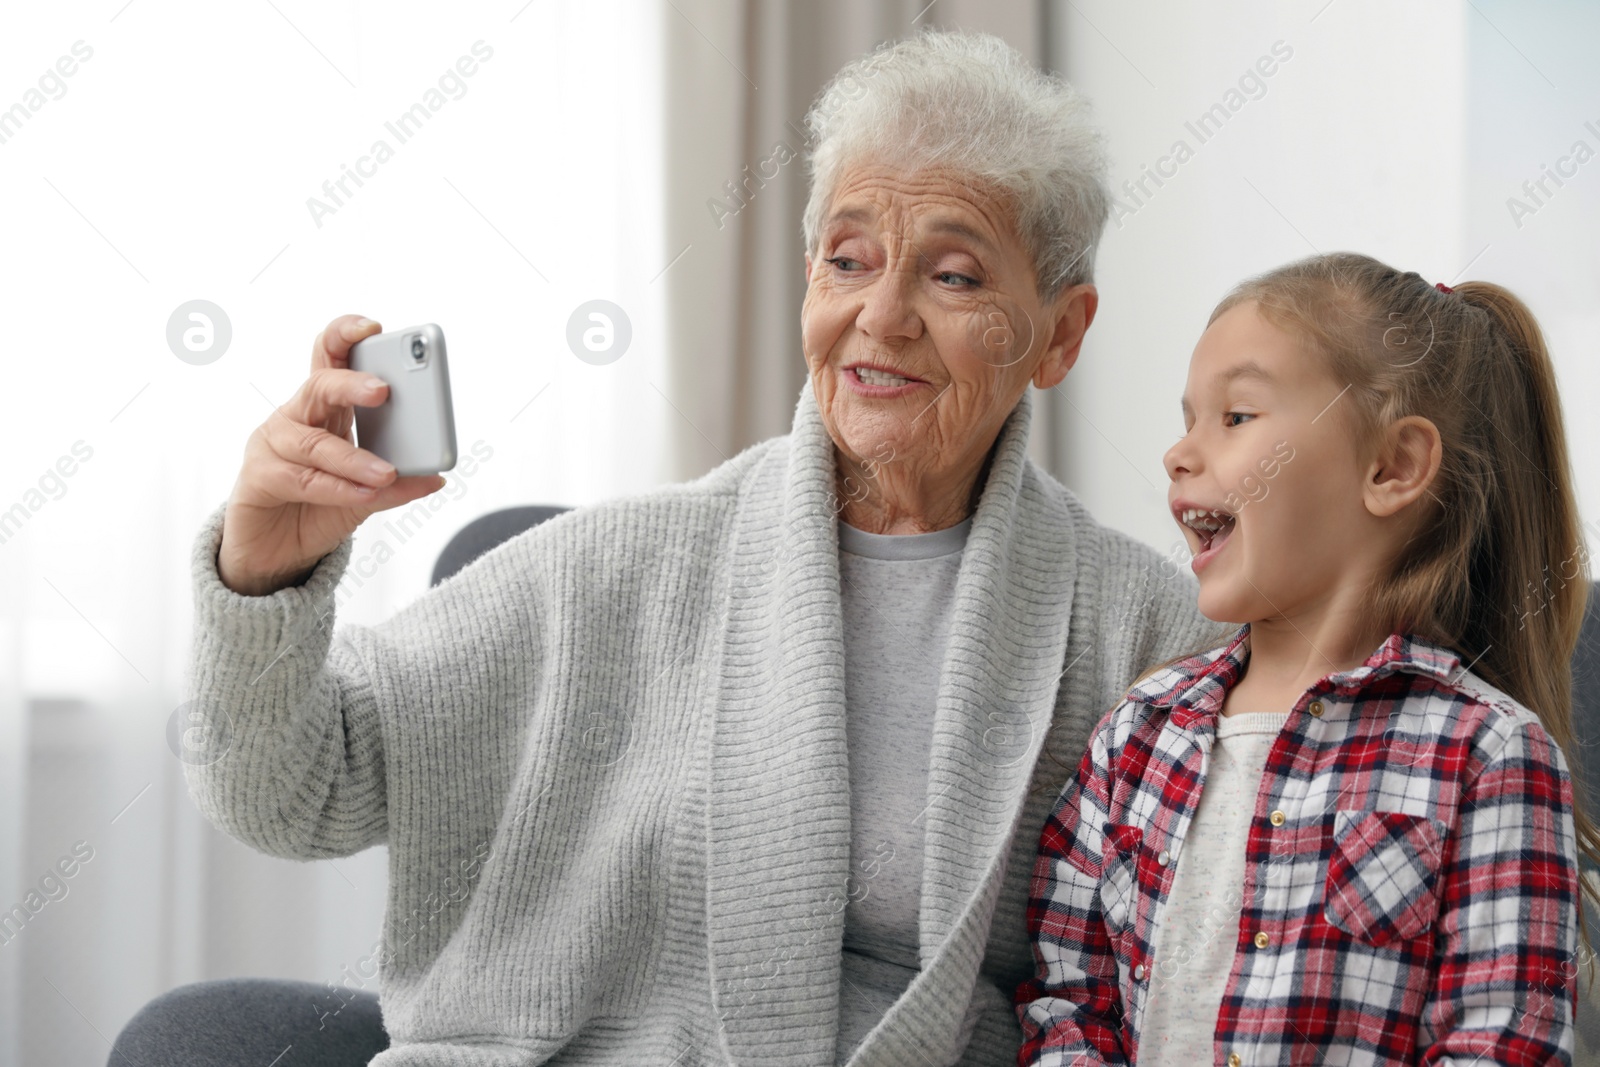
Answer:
[
  {"xmin": 1157, "ymin": 849, "xmax": 1171, "ymax": 866},
  {"xmin": 1133, "ymin": 963, "xmax": 1147, "ymax": 980},
  {"xmin": 1228, "ymin": 1055, "xmax": 1242, "ymax": 1067},
  {"xmin": 1269, "ymin": 810, "xmax": 1286, "ymax": 826},
  {"xmin": 1308, "ymin": 700, "xmax": 1324, "ymax": 717},
  {"xmin": 1253, "ymin": 931, "xmax": 1270, "ymax": 949}
]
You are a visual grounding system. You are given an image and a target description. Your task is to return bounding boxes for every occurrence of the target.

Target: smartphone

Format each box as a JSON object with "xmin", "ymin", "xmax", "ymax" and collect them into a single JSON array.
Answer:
[{"xmin": 348, "ymin": 323, "xmax": 457, "ymax": 476}]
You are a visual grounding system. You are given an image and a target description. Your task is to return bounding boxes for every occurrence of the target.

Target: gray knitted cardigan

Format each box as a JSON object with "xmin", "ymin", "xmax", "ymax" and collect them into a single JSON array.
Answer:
[{"xmin": 185, "ymin": 382, "xmax": 1220, "ymax": 1067}]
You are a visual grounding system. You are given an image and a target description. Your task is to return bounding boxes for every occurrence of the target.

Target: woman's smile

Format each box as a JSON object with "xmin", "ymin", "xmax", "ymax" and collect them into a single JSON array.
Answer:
[{"xmin": 843, "ymin": 361, "xmax": 930, "ymax": 397}]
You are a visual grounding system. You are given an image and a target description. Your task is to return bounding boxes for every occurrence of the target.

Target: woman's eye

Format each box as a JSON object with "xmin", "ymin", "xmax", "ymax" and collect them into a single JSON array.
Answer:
[
  {"xmin": 935, "ymin": 271, "xmax": 979, "ymax": 288},
  {"xmin": 826, "ymin": 256, "xmax": 863, "ymax": 272},
  {"xmin": 1225, "ymin": 412, "xmax": 1255, "ymax": 427}
]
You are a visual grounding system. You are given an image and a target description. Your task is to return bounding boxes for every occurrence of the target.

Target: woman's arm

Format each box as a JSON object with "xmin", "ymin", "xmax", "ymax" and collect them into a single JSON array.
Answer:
[
  {"xmin": 182, "ymin": 502, "xmax": 387, "ymax": 859},
  {"xmin": 1015, "ymin": 707, "xmax": 1131, "ymax": 1066},
  {"xmin": 1133, "ymin": 553, "xmax": 1224, "ymax": 678},
  {"xmin": 1094, "ymin": 524, "xmax": 1227, "ymax": 695},
  {"xmin": 1416, "ymin": 717, "xmax": 1579, "ymax": 1062}
]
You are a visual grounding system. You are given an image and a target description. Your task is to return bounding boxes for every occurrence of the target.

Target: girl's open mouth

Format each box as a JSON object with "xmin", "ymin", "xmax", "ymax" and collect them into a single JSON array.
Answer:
[{"xmin": 1181, "ymin": 507, "xmax": 1236, "ymax": 574}]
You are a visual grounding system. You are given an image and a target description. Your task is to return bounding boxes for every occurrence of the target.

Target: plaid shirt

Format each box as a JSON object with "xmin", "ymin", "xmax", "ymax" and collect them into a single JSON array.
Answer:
[{"xmin": 1015, "ymin": 622, "xmax": 1581, "ymax": 1066}]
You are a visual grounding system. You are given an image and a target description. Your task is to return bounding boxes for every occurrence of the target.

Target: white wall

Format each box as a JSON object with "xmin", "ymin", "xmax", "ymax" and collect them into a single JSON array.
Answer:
[{"xmin": 1049, "ymin": 0, "xmax": 1597, "ymax": 569}]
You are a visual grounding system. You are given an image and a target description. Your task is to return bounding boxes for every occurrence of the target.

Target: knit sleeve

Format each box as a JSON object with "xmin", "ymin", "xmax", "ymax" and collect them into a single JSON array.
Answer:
[
  {"xmin": 1126, "ymin": 539, "xmax": 1223, "ymax": 681},
  {"xmin": 1090, "ymin": 523, "xmax": 1223, "ymax": 695},
  {"xmin": 180, "ymin": 500, "xmax": 386, "ymax": 860}
]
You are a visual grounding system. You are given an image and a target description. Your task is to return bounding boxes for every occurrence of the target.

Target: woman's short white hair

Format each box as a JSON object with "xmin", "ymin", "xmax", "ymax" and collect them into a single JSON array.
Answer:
[{"xmin": 801, "ymin": 27, "xmax": 1110, "ymax": 300}]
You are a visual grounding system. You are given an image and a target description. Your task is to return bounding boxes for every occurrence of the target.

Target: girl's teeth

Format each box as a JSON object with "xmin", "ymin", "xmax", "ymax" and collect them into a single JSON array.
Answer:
[
  {"xmin": 1181, "ymin": 507, "xmax": 1235, "ymax": 536},
  {"xmin": 857, "ymin": 367, "xmax": 911, "ymax": 387}
]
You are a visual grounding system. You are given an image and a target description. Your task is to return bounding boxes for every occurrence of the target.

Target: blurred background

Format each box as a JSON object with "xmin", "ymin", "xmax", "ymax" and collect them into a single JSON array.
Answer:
[{"xmin": 0, "ymin": 0, "xmax": 1595, "ymax": 1062}]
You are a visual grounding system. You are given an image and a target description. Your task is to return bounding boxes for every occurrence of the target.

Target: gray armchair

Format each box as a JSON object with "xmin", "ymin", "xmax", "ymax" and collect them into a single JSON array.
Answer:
[{"xmin": 1574, "ymin": 582, "xmax": 1600, "ymax": 869}]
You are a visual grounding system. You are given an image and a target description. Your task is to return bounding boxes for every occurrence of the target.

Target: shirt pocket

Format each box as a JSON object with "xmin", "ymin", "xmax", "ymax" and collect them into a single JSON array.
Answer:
[
  {"xmin": 1099, "ymin": 821, "xmax": 1145, "ymax": 937},
  {"xmin": 1323, "ymin": 809, "xmax": 1449, "ymax": 947}
]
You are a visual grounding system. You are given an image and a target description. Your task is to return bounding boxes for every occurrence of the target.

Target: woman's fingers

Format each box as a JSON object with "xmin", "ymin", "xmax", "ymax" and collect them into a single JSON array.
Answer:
[
  {"xmin": 313, "ymin": 314, "xmax": 382, "ymax": 373},
  {"xmin": 279, "ymin": 366, "xmax": 389, "ymax": 441},
  {"xmin": 248, "ymin": 363, "xmax": 427, "ymax": 512},
  {"xmin": 307, "ymin": 316, "xmax": 380, "ymax": 444},
  {"xmin": 261, "ymin": 413, "xmax": 396, "ymax": 494},
  {"xmin": 254, "ymin": 458, "xmax": 443, "ymax": 510},
  {"xmin": 254, "ymin": 457, "xmax": 386, "ymax": 508}
]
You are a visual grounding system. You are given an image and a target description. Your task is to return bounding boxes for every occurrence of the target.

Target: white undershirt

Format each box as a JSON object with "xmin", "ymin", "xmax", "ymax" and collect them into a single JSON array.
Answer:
[{"xmin": 1138, "ymin": 710, "xmax": 1290, "ymax": 1066}]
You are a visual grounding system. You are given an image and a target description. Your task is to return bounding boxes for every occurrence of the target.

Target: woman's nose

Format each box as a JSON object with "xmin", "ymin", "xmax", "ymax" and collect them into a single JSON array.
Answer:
[{"xmin": 856, "ymin": 266, "xmax": 921, "ymax": 341}]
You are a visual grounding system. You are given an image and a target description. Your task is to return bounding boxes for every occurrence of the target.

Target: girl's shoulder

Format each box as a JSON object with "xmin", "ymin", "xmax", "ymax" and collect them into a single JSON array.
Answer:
[
  {"xmin": 1429, "ymin": 665, "xmax": 1567, "ymax": 768},
  {"xmin": 1436, "ymin": 667, "xmax": 1530, "ymax": 720},
  {"xmin": 1377, "ymin": 631, "xmax": 1551, "ymax": 742},
  {"xmin": 1358, "ymin": 640, "xmax": 1572, "ymax": 790}
]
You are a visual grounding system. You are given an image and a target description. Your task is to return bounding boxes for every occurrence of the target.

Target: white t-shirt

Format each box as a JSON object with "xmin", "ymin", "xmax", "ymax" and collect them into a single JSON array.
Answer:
[{"xmin": 1138, "ymin": 709, "xmax": 1290, "ymax": 1065}]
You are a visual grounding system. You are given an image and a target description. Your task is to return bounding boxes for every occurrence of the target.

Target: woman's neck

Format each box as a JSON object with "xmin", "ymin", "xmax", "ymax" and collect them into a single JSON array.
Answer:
[{"xmin": 835, "ymin": 444, "xmax": 996, "ymax": 534}]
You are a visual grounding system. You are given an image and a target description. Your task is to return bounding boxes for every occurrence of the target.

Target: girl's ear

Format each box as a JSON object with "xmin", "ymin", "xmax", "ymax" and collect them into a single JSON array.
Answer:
[{"xmin": 1363, "ymin": 415, "xmax": 1442, "ymax": 519}]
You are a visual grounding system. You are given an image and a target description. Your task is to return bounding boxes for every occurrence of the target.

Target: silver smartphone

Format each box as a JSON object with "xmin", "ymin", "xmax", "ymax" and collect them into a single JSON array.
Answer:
[{"xmin": 348, "ymin": 323, "xmax": 457, "ymax": 476}]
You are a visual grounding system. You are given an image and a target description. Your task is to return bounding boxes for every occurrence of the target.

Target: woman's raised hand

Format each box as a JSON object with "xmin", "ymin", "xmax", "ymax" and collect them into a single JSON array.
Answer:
[{"xmin": 217, "ymin": 315, "xmax": 447, "ymax": 596}]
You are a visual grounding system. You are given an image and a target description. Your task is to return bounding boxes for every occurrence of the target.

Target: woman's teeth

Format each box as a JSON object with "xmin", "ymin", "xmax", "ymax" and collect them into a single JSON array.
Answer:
[{"xmin": 856, "ymin": 367, "xmax": 912, "ymax": 387}]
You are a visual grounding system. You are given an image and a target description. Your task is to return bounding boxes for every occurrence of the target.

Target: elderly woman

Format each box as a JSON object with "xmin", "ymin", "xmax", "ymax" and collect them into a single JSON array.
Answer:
[{"xmin": 117, "ymin": 27, "xmax": 1218, "ymax": 1067}]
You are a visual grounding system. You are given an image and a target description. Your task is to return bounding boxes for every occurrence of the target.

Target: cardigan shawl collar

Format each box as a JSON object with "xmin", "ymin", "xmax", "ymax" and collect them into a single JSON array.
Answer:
[{"xmin": 706, "ymin": 382, "xmax": 1079, "ymax": 1066}]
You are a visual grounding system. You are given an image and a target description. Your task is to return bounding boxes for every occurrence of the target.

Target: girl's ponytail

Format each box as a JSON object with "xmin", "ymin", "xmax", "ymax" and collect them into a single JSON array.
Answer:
[
  {"xmin": 1450, "ymin": 281, "xmax": 1590, "ymax": 739},
  {"xmin": 1450, "ymin": 279, "xmax": 1599, "ymax": 973}
]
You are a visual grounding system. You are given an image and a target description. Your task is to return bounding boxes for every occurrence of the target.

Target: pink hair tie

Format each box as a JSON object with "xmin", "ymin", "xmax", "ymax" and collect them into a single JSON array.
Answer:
[{"xmin": 1435, "ymin": 281, "xmax": 1455, "ymax": 294}]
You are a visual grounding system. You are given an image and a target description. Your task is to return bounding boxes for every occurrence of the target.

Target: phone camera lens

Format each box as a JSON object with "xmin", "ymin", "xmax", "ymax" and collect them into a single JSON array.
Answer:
[{"xmin": 411, "ymin": 336, "xmax": 426, "ymax": 361}]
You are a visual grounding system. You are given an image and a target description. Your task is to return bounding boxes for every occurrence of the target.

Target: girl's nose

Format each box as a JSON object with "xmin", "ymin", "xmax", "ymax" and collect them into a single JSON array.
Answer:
[{"xmin": 1163, "ymin": 436, "xmax": 1193, "ymax": 481}]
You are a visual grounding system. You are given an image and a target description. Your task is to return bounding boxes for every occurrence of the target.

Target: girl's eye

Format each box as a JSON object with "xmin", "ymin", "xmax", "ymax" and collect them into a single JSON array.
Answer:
[{"xmin": 1225, "ymin": 412, "xmax": 1255, "ymax": 427}]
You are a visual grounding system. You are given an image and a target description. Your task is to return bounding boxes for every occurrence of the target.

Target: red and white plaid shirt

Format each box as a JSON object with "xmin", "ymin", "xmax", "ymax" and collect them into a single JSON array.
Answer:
[{"xmin": 1015, "ymin": 621, "xmax": 1581, "ymax": 1066}]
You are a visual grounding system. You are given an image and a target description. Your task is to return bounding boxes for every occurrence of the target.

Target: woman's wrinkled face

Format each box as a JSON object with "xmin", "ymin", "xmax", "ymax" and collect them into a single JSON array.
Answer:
[{"xmin": 802, "ymin": 162, "xmax": 1087, "ymax": 495}]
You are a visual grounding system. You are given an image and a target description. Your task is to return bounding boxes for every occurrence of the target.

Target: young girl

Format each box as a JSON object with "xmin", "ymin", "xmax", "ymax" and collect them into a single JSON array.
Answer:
[{"xmin": 1015, "ymin": 251, "xmax": 1597, "ymax": 1065}]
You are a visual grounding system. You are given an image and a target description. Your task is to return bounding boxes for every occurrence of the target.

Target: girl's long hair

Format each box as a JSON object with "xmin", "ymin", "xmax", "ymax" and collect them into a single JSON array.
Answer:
[{"xmin": 1050, "ymin": 252, "xmax": 1597, "ymax": 967}]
